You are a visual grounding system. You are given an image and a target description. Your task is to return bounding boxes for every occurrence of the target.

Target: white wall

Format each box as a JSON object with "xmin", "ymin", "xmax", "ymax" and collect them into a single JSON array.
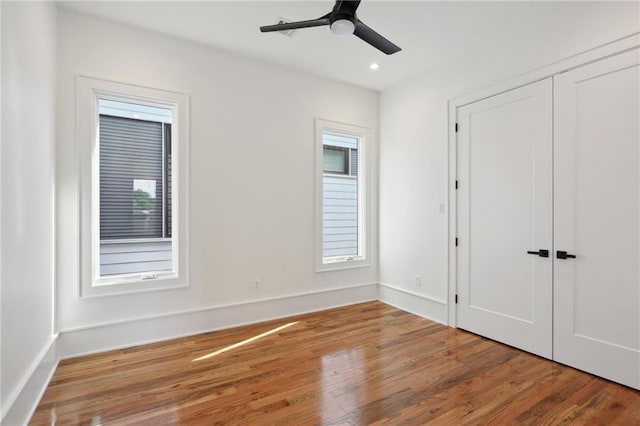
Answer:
[
  {"xmin": 1, "ymin": 1, "xmax": 57, "ymax": 422},
  {"xmin": 56, "ymin": 10, "xmax": 378, "ymax": 334},
  {"xmin": 379, "ymin": 2, "xmax": 640, "ymax": 323}
]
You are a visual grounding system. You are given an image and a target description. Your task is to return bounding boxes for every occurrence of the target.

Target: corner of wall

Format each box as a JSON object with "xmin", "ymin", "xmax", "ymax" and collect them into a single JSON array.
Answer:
[
  {"xmin": 1, "ymin": 1, "xmax": 58, "ymax": 423},
  {"xmin": 1, "ymin": 336, "xmax": 59, "ymax": 426},
  {"xmin": 378, "ymin": 283, "xmax": 448, "ymax": 325}
]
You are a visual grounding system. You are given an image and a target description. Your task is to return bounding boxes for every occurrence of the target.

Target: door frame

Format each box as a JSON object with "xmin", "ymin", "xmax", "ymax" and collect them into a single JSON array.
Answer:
[{"xmin": 446, "ymin": 32, "xmax": 640, "ymax": 327}]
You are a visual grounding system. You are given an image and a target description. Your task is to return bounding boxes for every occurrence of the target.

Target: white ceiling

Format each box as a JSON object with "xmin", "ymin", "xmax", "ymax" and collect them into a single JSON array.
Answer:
[{"xmin": 59, "ymin": 1, "xmax": 640, "ymax": 91}]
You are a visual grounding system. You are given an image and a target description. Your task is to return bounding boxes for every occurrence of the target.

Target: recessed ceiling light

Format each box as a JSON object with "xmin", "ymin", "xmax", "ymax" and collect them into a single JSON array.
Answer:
[{"xmin": 369, "ymin": 63, "xmax": 380, "ymax": 70}]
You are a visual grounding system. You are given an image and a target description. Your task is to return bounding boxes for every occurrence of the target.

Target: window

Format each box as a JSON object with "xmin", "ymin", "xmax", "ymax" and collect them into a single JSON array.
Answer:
[
  {"xmin": 323, "ymin": 144, "xmax": 358, "ymax": 176},
  {"xmin": 98, "ymin": 100, "xmax": 172, "ymax": 277},
  {"xmin": 315, "ymin": 118, "xmax": 369, "ymax": 271},
  {"xmin": 323, "ymin": 146, "xmax": 349, "ymax": 174},
  {"xmin": 77, "ymin": 77, "xmax": 189, "ymax": 296}
]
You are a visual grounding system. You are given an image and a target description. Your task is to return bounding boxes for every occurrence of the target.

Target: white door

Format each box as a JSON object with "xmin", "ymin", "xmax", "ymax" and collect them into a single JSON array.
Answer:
[
  {"xmin": 457, "ymin": 78, "xmax": 553, "ymax": 358},
  {"xmin": 554, "ymin": 49, "xmax": 640, "ymax": 389}
]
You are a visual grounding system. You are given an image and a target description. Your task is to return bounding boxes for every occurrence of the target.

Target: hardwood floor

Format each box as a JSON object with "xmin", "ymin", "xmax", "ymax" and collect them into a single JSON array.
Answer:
[{"xmin": 32, "ymin": 302, "xmax": 640, "ymax": 425}]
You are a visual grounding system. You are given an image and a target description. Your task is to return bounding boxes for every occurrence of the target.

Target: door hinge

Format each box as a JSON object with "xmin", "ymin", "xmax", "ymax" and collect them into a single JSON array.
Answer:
[
  {"xmin": 455, "ymin": 294, "xmax": 458, "ymax": 304},
  {"xmin": 455, "ymin": 237, "xmax": 458, "ymax": 247},
  {"xmin": 455, "ymin": 180, "xmax": 459, "ymax": 190},
  {"xmin": 455, "ymin": 123, "xmax": 459, "ymax": 132}
]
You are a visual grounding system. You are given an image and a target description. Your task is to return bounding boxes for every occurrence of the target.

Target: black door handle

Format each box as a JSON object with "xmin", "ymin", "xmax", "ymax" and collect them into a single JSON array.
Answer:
[
  {"xmin": 527, "ymin": 249, "xmax": 549, "ymax": 258},
  {"xmin": 557, "ymin": 250, "xmax": 576, "ymax": 259}
]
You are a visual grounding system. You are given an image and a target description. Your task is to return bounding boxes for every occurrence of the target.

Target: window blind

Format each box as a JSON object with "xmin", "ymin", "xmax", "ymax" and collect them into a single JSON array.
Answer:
[
  {"xmin": 99, "ymin": 115, "xmax": 164, "ymax": 240},
  {"xmin": 350, "ymin": 148, "xmax": 358, "ymax": 176}
]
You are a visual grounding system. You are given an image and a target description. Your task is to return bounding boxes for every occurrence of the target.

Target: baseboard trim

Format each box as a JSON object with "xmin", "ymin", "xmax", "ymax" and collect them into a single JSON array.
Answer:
[
  {"xmin": 58, "ymin": 283, "xmax": 378, "ymax": 359},
  {"xmin": 1, "ymin": 335, "xmax": 59, "ymax": 426},
  {"xmin": 378, "ymin": 283, "xmax": 448, "ymax": 325}
]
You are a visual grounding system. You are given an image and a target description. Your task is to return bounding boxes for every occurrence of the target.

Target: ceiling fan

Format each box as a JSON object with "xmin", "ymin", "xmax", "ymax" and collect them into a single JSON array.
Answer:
[{"xmin": 259, "ymin": 0, "xmax": 401, "ymax": 55}]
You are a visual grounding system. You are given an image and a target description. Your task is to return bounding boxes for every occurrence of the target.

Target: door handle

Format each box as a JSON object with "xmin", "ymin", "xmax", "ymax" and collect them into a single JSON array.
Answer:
[
  {"xmin": 556, "ymin": 250, "xmax": 576, "ymax": 259},
  {"xmin": 527, "ymin": 249, "xmax": 549, "ymax": 258}
]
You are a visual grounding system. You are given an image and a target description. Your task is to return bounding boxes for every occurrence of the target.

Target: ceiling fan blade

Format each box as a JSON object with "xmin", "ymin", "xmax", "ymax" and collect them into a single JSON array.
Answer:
[
  {"xmin": 334, "ymin": 0, "xmax": 362, "ymax": 15},
  {"xmin": 260, "ymin": 17, "xmax": 330, "ymax": 33},
  {"xmin": 353, "ymin": 20, "xmax": 401, "ymax": 55}
]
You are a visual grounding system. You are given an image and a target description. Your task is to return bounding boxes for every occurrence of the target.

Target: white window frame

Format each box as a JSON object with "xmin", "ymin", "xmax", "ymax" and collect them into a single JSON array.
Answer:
[
  {"xmin": 77, "ymin": 76, "xmax": 189, "ymax": 297},
  {"xmin": 315, "ymin": 118, "xmax": 369, "ymax": 271}
]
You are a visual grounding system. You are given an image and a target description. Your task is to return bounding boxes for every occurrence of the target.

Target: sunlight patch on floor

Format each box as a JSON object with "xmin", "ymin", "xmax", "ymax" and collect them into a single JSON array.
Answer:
[{"xmin": 192, "ymin": 321, "xmax": 299, "ymax": 361}]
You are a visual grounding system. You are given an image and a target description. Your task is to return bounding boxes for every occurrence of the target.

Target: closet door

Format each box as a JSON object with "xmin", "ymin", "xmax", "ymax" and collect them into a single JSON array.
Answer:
[
  {"xmin": 457, "ymin": 78, "xmax": 553, "ymax": 358},
  {"xmin": 554, "ymin": 49, "xmax": 640, "ymax": 389}
]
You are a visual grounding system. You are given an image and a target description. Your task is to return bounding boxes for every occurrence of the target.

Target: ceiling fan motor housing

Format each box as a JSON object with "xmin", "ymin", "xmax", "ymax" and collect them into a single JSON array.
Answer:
[{"xmin": 330, "ymin": 14, "xmax": 357, "ymax": 36}]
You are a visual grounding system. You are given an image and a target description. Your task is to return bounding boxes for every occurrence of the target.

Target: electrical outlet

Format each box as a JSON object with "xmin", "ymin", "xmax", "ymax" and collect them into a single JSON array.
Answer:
[
  {"xmin": 253, "ymin": 279, "xmax": 260, "ymax": 291},
  {"xmin": 415, "ymin": 275, "xmax": 422, "ymax": 287}
]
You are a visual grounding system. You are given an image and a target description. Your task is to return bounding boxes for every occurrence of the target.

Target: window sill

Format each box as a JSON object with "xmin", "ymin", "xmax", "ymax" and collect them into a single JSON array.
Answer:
[
  {"xmin": 82, "ymin": 273, "xmax": 187, "ymax": 298},
  {"xmin": 100, "ymin": 238, "xmax": 172, "ymax": 245},
  {"xmin": 316, "ymin": 258, "xmax": 369, "ymax": 273},
  {"xmin": 323, "ymin": 172, "xmax": 357, "ymax": 178}
]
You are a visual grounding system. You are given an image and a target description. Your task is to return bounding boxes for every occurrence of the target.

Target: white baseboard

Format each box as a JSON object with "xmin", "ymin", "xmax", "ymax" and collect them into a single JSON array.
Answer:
[
  {"xmin": 1, "ymin": 335, "xmax": 59, "ymax": 426},
  {"xmin": 58, "ymin": 283, "xmax": 378, "ymax": 359},
  {"xmin": 378, "ymin": 283, "xmax": 448, "ymax": 325}
]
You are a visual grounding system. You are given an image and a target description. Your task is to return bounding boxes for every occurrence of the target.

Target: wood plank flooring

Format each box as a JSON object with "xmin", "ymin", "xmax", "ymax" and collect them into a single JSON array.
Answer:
[{"xmin": 32, "ymin": 302, "xmax": 640, "ymax": 425}]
